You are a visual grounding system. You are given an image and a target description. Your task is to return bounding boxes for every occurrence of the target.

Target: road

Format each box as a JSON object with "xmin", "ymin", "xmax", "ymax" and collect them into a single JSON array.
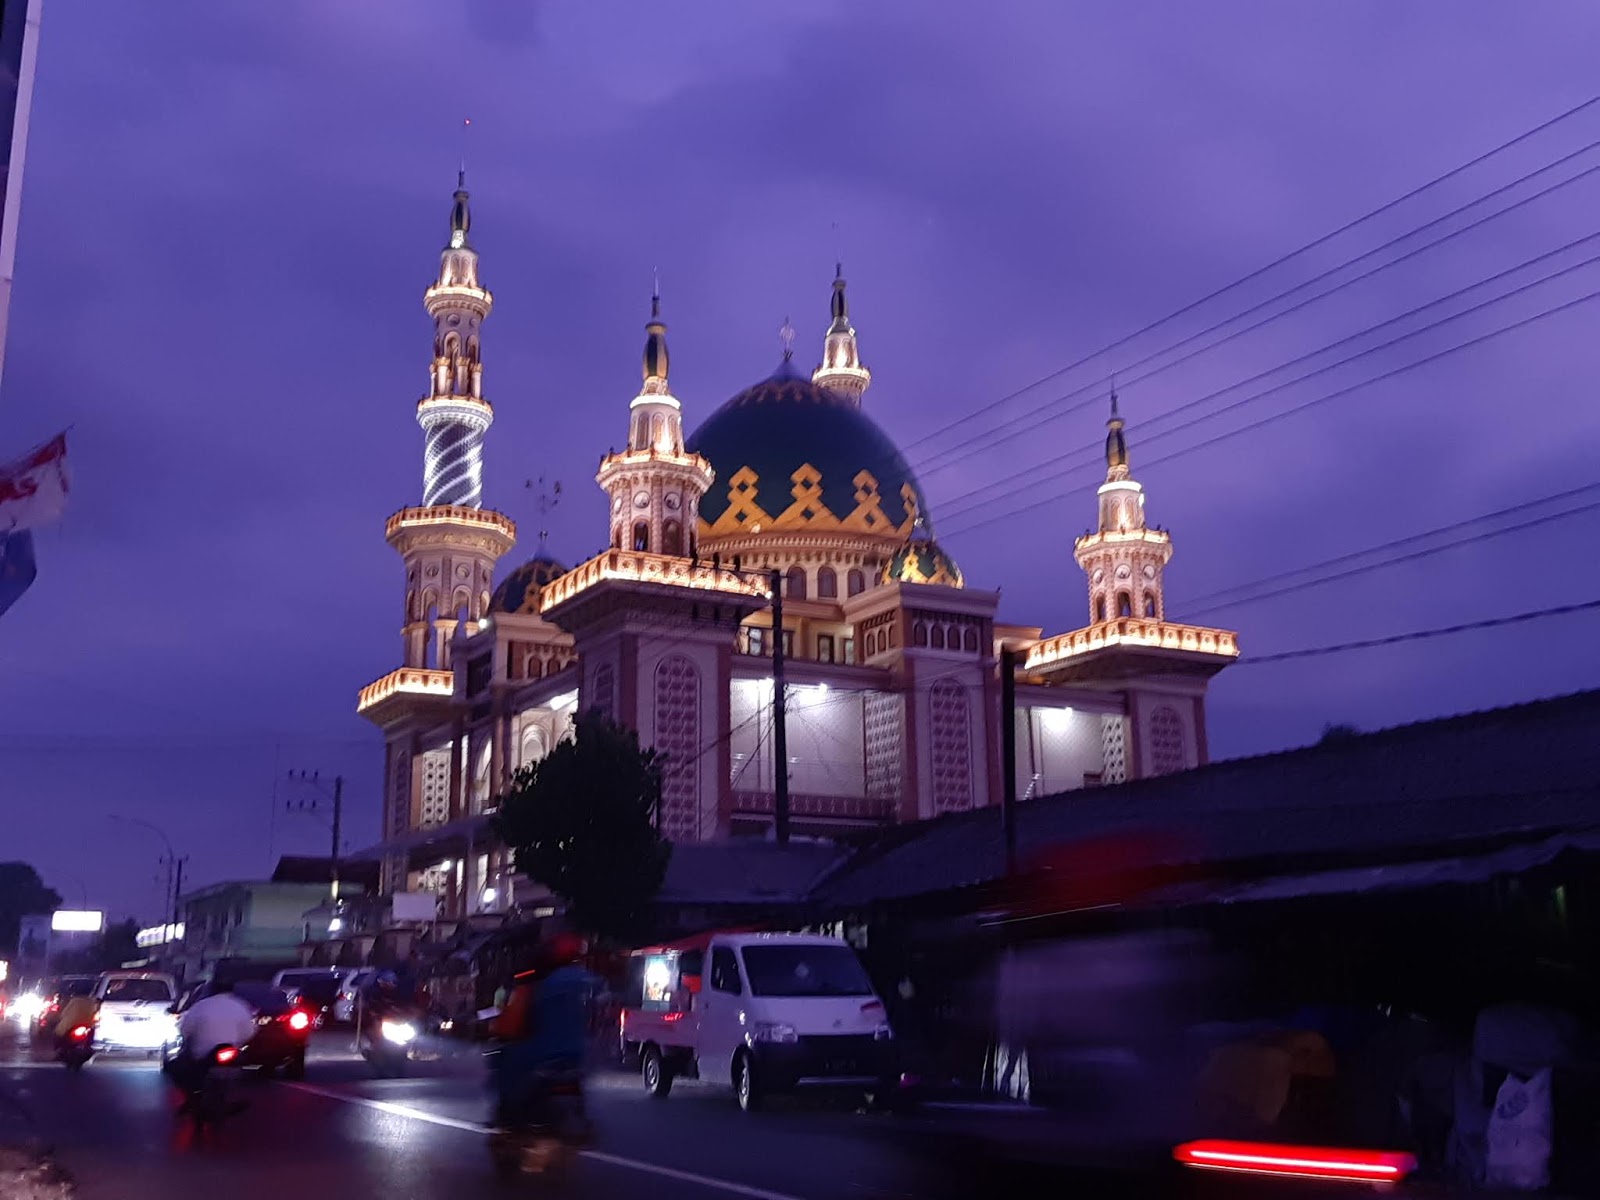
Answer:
[{"xmin": 0, "ymin": 1028, "xmax": 937, "ymax": 1199}]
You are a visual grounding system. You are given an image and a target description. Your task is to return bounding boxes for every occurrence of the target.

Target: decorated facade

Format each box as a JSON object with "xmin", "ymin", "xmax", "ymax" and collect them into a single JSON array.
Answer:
[{"xmin": 356, "ymin": 180, "xmax": 1241, "ymax": 914}]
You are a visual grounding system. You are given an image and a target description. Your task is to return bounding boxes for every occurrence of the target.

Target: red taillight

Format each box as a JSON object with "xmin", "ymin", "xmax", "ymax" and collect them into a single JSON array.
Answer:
[
  {"xmin": 1174, "ymin": 1140, "xmax": 1418, "ymax": 1183},
  {"xmin": 286, "ymin": 1010, "xmax": 311, "ymax": 1032},
  {"xmin": 661, "ymin": 1011, "xmax": 685, "ymax": 1023},
  {"xmin": 69, "ymin": 1025, "xmax": 91, "ymax": 1040},
  {"xmin": 214, "ymin": 1046, "xmax": 238, "ymax": 1065}
]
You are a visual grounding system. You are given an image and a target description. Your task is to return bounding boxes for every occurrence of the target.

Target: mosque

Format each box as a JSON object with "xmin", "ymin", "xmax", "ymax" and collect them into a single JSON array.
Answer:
[{"xmin": 355, "ymin": 177, "xmax": 1241, "ymax": 915}]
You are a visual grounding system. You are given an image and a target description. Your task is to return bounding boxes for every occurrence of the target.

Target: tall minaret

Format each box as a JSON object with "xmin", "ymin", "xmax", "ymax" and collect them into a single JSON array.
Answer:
[
  {"xmin": 811, "ymin": 263, "xmax": 871, "ymax": 406},
  {"xmin": 596, "ymin": 289, "xmax": 714, "ymax": 558},
  {"xmin": 1073, "ymin": 389, "xmax": 1172, "ymax": 625},
  {"xmin": 386, "ymin": 173, "xmax": 515, "ymax": 670}
]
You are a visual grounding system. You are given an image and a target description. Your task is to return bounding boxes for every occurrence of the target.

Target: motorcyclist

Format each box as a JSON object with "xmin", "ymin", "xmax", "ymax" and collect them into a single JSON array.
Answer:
[
  {"xmin": 489, "ymin": 932, "xmax": 593, "ymax": 1130},
  {"xmin": 54, "ymin": 987, "xmax": 98, "ymax": 1042},
  {"xmin": 167, "ymin": 979, "xmax": 257, "ymax": 1113}
]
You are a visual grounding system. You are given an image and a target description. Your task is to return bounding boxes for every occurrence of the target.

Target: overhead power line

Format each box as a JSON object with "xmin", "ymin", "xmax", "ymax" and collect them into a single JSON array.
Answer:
[
  {"xmin": 937, "ymin": 284, "xmax": 1600, "ymax": 540},
  {"xmin": 934, "ymin": 231, "xmax": 1600, "ymax": 523},
  {"xmin": 898, "ymin": 93, "xmax": 1600, "ymax": 461},
  {"xmin": 917, "ymin": 155, "xmax": 1600, "ymax": 482},
  {"xmin": 1174, "ymin": 483, "xmax": 1600, "ymax": 616},
  {"xmin": 1237, "ymin": 598, "xmax": 1600, "ymax": 665}
]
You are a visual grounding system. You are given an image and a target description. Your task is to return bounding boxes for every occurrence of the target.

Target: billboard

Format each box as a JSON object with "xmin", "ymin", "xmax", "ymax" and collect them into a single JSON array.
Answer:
[
  {"xmin": 50, "ymin": 909, "xmax": 104, "ymax": 933},
  {"xmin": 16, "ymin": 912, "xmax": 49, "ymax": 964}
]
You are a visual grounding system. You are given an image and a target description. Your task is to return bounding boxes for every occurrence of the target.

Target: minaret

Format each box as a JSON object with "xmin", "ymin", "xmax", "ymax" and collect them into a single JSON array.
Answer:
[
  {"xmin": 1073, "ymin": 388, "xmax": 1172, "ymax": 625},
  {"xmin": 596, "ymin": 288, "xmax": 714, "ymax": 558},
  {"xmin": 811, "ymin": 263, "xmax": 871, "ymax": 406},
  {"xmin": 386, "ymin": 173, "xmax": 516, "ymax": 670}
]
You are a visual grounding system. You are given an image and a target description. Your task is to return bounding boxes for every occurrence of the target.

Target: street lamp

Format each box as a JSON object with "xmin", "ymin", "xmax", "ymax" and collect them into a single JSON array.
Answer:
[{"xmin": 109, "ymin": 814, "xmax": 186, "ymax": 927}]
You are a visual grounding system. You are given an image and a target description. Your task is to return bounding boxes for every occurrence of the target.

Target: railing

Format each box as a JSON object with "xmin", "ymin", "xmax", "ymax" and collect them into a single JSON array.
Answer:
[
  {"xmin": 385, "ymin": 505, "xmax": 516, "ymax": 540},
  {"xmin": 1026, "ymin": 617, "xmax": 1240, "ymax": 670},
  {"xmin": 539, "ymin": 548, "xmax": 771, "ymax": 612},
  {"xmin": 731, "ymin": 789, "xmax": 896, "ymax": 821},
  {"xmin": 357, "ymin": 667, "xmax": 455, "ymax": 713}
]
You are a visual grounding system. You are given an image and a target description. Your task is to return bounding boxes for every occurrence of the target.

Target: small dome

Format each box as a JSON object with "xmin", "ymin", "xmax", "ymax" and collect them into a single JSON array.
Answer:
[
  {"xmin": 882, "ymin": 526, "xmax": 963, "ymax": 588},
  {"xmin": 686, "ymin": 359, "xmax": 925, "ymax": 537},
  {"xmin": 490, "ymin": 554, "xmax": 569, "ymax": 615}
]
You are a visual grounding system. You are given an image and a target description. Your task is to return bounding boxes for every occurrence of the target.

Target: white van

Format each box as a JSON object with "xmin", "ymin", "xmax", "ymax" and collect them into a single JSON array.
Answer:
[
  {"xmin": 94, "ymin": 970, "xmax": 178, "ymax": 1056},
  {"xmin": 621, "ymin": 932, "xmax": 898, "ymax": 1111}
]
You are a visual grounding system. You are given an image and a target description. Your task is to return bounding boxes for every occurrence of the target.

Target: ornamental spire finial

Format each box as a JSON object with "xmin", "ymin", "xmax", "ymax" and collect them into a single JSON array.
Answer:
[{"xmin": 779, "ymin": 315, "xmax": 796, "ymax": 361}]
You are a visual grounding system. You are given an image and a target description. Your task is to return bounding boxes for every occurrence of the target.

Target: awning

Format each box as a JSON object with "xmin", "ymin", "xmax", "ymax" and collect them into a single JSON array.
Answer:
[{"xmin": 1189, "ymin": 827, "xmax": 1600, "ymax": 907}]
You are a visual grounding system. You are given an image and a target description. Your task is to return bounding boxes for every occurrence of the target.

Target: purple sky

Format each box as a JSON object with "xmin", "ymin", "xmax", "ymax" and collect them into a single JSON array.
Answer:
[{"xmin": 4, "ymin": 1, "xmax": 1600, "ymax": 923}]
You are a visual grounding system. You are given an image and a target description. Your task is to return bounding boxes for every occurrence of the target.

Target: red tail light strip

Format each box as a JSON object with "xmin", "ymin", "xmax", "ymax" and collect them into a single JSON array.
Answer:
[{"xmin": 1174, "ymin": 1140, "xmax": 1417, "ymax": 1182}]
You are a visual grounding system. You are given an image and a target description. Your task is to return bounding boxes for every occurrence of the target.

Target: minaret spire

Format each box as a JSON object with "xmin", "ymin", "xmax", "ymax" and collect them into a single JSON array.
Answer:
[
  {"xmin": 377, "ymin": 171, "xmax": 515, "ymax": 675},
  {"xmin": 597, "ymin": 288, "xmax": 713, "ymax": 558},
  {"xmin": 420, "ymin": 171, "xmax": 494, "ymax": 507},
  {"xmin": 812, "ymin": 262, "xmax": 871, "ymax": 406},
  {"xmin": 1074, "ymin": 390, "xmax": 1171, "ymax": 625}
]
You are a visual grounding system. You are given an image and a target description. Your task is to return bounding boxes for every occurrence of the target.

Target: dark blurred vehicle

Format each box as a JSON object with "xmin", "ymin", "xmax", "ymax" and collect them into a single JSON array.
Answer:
[
  {"xmin": 31, "ymin": 975, "xmax": 97, "ymax": 1041},
  {"xmin": 270, "ymin": 968, "xmax": 343, "ymax": 1028},
  {"xmin": 171, "ymin": 980, "xmax": 312, "ymax": 1079}
]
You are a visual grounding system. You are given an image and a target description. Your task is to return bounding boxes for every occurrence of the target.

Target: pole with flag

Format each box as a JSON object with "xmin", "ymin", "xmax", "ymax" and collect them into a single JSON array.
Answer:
[{"xmin": 0, "ymin": 430, "xmax": 67, "ymax": 618}]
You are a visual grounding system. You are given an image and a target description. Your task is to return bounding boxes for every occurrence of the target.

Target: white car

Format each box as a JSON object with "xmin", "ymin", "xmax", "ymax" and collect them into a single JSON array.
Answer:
[{"xmin": 93, "ymin": 970, "xmax": 178, "ymax": 1056}]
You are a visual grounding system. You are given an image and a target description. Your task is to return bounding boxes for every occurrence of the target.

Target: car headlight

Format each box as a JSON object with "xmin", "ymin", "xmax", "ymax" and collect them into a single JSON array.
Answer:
[
  {"xmin": 10, "ymin": 995, "xmax": 44, "ymax": 1021},
  {"xmin": 873, "ymin": 1023, "xmax": 894, "ymax": 1042},
  {"xmin": 380, "ymin": 1019, "xmax": 418, "ymax": 1045},
  {"xmin": 748, "ymin": 1022, "xmax": 798, "ymax": 1045}
]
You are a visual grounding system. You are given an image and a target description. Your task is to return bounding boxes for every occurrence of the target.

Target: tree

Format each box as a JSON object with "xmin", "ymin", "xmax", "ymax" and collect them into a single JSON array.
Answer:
[
  {"xmin": 0, "ymin": 862, "xmax": 61, "ymax": 954},
  {"xmin": 1318, "ymin": 722, "xmax": 1362, "ymax": 745},
  {"xmin": 492, "ymin": 709, "xmax": 672, "ymax": 943},
  {"xmin": 55, "ymin": 919, "xmax": 140, "ymax": 975}
]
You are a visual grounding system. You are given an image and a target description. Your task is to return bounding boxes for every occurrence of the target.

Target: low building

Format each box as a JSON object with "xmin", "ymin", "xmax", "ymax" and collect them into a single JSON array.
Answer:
[{"xmin": 173, "ymin": 880, "xmax": 350, "ymax": 979}]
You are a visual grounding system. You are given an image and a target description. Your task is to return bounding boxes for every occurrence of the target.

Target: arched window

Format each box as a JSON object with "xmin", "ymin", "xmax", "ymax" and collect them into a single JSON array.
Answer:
[
  {"xmin": 611, "ymin": 527, "xmax": 621, "ymax": 549},
  {"xmin": 662, "ymin": 519, "xmax": 683, "ymax": 556},
  {"xmin": 817, "ymin": 567, "xmax": 838, "ymax": 599},
  {"xmin": 1094, "ymin": 595, "xmax": 1107, "ymax": 622},
  {"xmin": 930, "ymin": 625, "xmax": 947, "ymax": 650},
  {"xmin": 847, "ymin": 569, "xmax": 866, "ymax": 597},
  {"xmin": 1117, "ymin": 591, "xmax": 1132, "ymax": 618},
  {"xmin": 913, "ymin": 621, "xmax": 929, "ymax": 647},
  {"xmin": 962, "ymin": 627, "xmax": 979, "ymax": 653},
  {"xmin": 785, "ymin": 566, "xmax": 807, "ymax": 600},
  {"xmin": 1143, "ymin": 595, "xmax": 1157, "ymax": 618},
  {"xmin": 633, "ymin": 522, "xmax": 650, "ymax": 552}
]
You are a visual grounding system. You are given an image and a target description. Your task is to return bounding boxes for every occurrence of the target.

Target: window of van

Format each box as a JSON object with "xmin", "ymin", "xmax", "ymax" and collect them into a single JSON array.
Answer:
[
  {"xmin": 101, "ymin": 977, "xmax": 174, "ymax": 1004},
  {"xmin": 740, "ymin": 945, "xmax": 873, "ymax": 998}
]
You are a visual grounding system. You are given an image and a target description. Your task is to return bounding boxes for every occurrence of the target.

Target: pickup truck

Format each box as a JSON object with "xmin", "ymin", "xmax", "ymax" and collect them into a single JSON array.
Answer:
[{"xmin": 619, "ymin": 931, "xmax": 898, "ymax": 1112}]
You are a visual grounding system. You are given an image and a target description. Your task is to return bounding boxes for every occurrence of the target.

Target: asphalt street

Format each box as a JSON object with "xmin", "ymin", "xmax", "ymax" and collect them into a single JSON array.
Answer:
[{"xmin": 0, "ymin": 1027, "xmax": 937, "ymax": 1200}]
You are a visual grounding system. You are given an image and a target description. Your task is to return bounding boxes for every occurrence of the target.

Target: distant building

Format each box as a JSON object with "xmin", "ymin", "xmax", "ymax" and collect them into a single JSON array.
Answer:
[
  {"xmin": 354, "ymin": 179, "xmax": 1240, "ymax": 917},
  {"xmin": 174, "ymin": 880, "xmax": 341, "ymax": 978}
]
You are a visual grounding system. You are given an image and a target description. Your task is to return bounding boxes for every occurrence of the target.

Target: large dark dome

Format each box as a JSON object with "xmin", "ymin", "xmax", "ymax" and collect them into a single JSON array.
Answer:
[{"xmin": 687, "ymin": 359, "xmax": 926, "ymax": 532}]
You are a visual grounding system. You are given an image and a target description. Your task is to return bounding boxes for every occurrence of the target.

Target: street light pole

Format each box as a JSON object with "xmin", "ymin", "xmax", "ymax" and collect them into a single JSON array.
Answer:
[{"xmin": 109, "ymin": 814, "xmax": 180, "ymax": 925}]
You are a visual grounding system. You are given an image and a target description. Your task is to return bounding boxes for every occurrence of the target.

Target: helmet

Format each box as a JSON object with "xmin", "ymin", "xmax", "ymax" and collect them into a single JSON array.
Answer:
[{"xmin": 547, "ymin": 932, "xmax": 585, "ymax": 967}]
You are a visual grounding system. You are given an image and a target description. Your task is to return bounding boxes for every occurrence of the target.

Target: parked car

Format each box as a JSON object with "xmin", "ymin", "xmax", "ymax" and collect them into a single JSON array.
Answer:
[
  {"xmin": 270, "ymin": 968, "xmax": 344, "ymax": 1027},
  {"xmin": 94, "ymin": 971, "xmax": 179, "ymax": 1057},
  {"xmin": 171, "ymin": 980, "xmax": 312, "ymax": 1079}
]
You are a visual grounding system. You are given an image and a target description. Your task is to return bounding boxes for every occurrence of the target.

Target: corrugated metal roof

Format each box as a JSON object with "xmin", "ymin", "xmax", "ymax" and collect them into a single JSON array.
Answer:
[{"xmin": 814, "ymin": 688, "xmax": 1600, "ymax": 907}]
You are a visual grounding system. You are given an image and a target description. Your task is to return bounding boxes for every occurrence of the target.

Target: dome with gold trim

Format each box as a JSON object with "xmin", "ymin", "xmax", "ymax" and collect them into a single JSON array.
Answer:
[
  {"xmin": 490, "ymin": 553, "xmax": 570, "ymax": 615},
  {"xmin": 687, "ymin": 358, "xmax": 925, "ymax": 543},
  {"xmin": 881, "ymin": 523, "xmax": 964, "ymax": 588}
]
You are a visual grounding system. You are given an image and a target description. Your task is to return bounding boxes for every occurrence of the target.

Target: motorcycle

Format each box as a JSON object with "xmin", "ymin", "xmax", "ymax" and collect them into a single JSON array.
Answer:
[
  {"xmin": 360, "ymin": 1009, "xmax": 421, "ymax": 1078},
  {"xmin": 487, "ymin": 1061, "xmax": 591, "ymax": 1183},
  {"xmin": 57, "ymin": 1022, "xmax": 94, "ymax": 1071},
  {"xmin": 183, "ymin": 1044, "xmax": 242, "ymax": 1131}
]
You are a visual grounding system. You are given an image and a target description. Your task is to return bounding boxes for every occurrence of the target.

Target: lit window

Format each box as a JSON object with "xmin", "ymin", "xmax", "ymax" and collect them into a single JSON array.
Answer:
[{"xmin": 818, "ymin": 634, "xmax": 836, "ymax": 663}]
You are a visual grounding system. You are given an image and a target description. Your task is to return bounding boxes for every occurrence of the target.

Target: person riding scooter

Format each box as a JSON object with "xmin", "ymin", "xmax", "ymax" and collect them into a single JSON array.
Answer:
[
  {"xmin": 166, "ymin": 979, "xmax": 258, "ymax": 1114},
  {"xmin": 489, "ymin": 933, "xmax": 594, "ymax": 1132}
]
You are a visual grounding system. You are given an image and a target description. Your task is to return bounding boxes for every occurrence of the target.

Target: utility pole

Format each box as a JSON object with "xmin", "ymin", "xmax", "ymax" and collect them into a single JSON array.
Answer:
[
  {"xmin": 1001, "ymin": 646, "xmax": 1018, "ymax": 876},
  {"xmin": 287, "ymin": 770, "xmax": 346, "ymax": 905},
  {"xmin": 769, "ymin": 568, "xmax": 790, "ymax": 845},
  {"xmin": 170, "ymin": 856, "xmax": 187, "ymax": 929}
]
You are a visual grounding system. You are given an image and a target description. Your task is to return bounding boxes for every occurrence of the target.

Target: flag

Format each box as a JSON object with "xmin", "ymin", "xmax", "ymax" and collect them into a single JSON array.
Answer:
[
  {"xmin": 0, "ymin": 431, "xmax": 68, "ymax": 532},
  {"xmin": 0, "ymin": 528, "xmax": 35, "ymax": 618}
]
